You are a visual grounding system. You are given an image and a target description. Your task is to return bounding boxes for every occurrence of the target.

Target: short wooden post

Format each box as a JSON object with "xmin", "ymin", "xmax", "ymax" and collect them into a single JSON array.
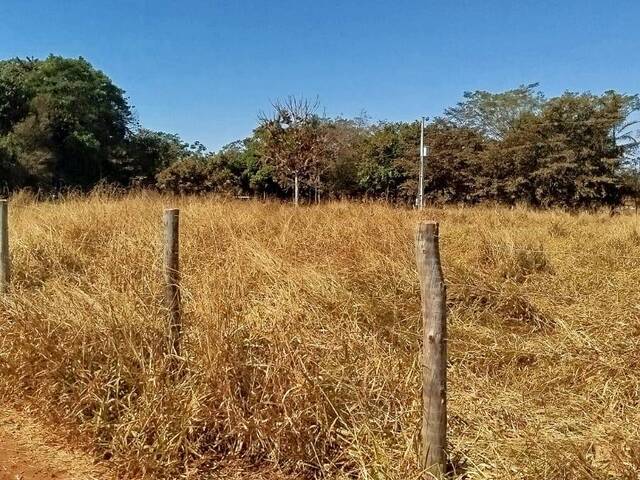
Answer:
[
  {"xmin": 163, "ymin": 208, "xmax": 181, "ymax": 357},
  {"xmin": 0, "ymin": 199, "xmax": 9, "ymax": 294},
  {"xmin": 416, "ymin": 221, "xmax": 447, "ymax": 477}
]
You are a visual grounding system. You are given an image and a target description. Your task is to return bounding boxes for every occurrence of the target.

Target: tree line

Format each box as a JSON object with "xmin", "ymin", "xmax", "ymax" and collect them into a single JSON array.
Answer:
[{"xmin": 1, "ymin": 55, "xmax": 639, "ymax": 208}]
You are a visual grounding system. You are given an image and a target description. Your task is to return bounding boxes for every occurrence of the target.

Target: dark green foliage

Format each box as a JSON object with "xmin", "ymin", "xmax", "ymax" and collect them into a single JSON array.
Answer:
[
  {"xmin": 154, "ymin": 90, "xmax": 637, "ymax": 208},
  {"xmin": 481, "ymin": 92, "xmax": 633, "ymax": 207},
  {"xmin": 356, "ymin": 122, "xmax": 412, "ymax": 201},
  {"xmin": 114, "ymin": 129, "xmax": 201, "ymax": 185},
  {"xmin": 215, "ymin": 139, "xmax": 279, "ymax": 195},
  {"xmin": 0, "ymin": 142, "xmax": 27, "ymax": 190},
  {"xmin": 0, "ymin": 55, "xmax": 133, "ymax": 188},
  {"xmin": 321, "ymin": 117, "xmax": 367, "ymax": 199},
  {"xmin": 0, "ymin": 59, "xmax": 31, "ymax": 135},
  {"xmin": 423, "ymin": 122, "xmax": 486, "ymax": 203},
  {"xmin": 155, "ymin": 157, "xmax": 217, "ymax": 194},
  {"xmin": 444, "ymin": 83, "xmax": 545, "ymax": 139},
  {"xmin": 0, "ymin": 54, "xmax": 637, "ymax": 209},
  {"xmin": 155, "ymin": 138, "xmax": 280, "ymax": 196}
]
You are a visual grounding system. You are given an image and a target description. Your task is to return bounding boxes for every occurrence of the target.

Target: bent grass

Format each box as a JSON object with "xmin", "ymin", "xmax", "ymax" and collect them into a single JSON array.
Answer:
[{"xmin": 1, "ymin": 192, "xmax": 639, "ymax": 479}]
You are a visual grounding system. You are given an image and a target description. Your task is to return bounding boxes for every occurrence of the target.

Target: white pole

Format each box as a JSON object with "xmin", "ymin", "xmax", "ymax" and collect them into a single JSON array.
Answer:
[{"xmin": 419, "ymin": 117, "xmax": 425, "ymax": 210}]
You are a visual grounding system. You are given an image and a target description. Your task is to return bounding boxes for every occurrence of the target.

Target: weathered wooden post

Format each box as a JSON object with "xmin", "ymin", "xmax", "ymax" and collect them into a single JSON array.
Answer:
[
  {"xmin": 0, "ymin": 199, "xmax": 9, "ymax": 294},
  {"xmin": 163, "ymin": 208, "xmax": 181, "ymax": 357},
  {"xmin": 416, "ymin": 221, "xmax": 447, "ymax": 477}
]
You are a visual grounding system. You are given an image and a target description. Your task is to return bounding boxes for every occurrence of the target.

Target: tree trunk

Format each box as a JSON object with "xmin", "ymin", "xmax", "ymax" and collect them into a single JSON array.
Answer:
[{"xmin": 294, "ymin": 172, "xmax": 299, "ymax": 207}]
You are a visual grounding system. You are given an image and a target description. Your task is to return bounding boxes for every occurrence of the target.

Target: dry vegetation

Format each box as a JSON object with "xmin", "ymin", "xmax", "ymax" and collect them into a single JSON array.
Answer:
[{"xmin": 0, "ymin": 191, "xmax": 639, "ymax": 479}]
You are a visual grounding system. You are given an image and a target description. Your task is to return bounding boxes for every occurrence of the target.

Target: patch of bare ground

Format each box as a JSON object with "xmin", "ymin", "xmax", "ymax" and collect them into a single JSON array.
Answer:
[{"xmin": 0, "ymin": 406, "xmax": 106, "ymax": 480}]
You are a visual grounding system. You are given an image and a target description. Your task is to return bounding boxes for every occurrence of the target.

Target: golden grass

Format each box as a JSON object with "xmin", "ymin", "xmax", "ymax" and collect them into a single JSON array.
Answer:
[{"xmin": 1, "ymin": 191, "xmax": 639, "ymax": 479}]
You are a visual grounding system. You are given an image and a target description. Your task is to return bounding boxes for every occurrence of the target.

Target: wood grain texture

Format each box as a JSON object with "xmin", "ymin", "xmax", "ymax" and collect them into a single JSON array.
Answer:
[
  {"xmin": 163, "ymin": 208, "xmax": 181, "ymax": 357},
  {"xmin": 415, "ymin": 221, "xmax": 447, "ymax": 477},
  {"xmin": 0, "ymin": 200, "xmax": 8, "ymax": 294}
]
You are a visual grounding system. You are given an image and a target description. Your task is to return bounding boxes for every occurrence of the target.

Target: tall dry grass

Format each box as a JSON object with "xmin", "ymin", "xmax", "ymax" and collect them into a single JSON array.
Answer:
[{"xmin": 0, "ymin": 192, "xmax": 639, "ymax": 479}]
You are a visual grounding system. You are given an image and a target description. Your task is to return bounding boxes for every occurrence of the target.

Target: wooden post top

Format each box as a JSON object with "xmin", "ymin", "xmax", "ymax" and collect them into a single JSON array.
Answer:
[{"xmin": 416, "ymin": 221, "xmax": 439, "ymax": 236}]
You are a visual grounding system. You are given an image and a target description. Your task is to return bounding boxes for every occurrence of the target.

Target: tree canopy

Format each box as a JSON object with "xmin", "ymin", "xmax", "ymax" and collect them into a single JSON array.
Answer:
[
  {"xmin": 444, "ymin": 83, "xmax": 545, "ymax": 140},
  {"xmin": 0, "ymin": 56, "xmax": 133, "ymax": 188},
  {"xmin": 1, "ymin": 55, "xmax": 639, "ymax": 209}
]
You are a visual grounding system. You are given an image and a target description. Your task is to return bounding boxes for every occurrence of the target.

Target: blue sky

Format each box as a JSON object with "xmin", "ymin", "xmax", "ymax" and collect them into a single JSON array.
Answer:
[{"xmin": 1, "ymin": 0, "xmax": 639, "ymax": 150}]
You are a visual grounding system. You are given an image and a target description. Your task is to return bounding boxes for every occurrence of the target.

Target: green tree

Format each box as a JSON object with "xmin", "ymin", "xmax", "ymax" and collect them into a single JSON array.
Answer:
[
  {"xmin": 116, "ymin": 129, "xmax": 198, "ymax": 185},
  {"xmin": 0, "ymin": 141, "xmax": 27, "ymax": 190},
  {"xmin": 356, "ymin": 123, "xmax": 403, "ymax": 200},
  {"xmin": 606, "ymin": 91, "xmax": 640, "ymax": 205},
  {"xmin": 257, "ymin": 97, "xmax": 328, "ymax": 205},
  {"xmin": 214, "ymin": 138, "xmax": 279, "ymax": 196},
  {"xmin": 322, "ymin": 116, "xmax": 369, "ymax": 199},
  {"xmin": 444, "ymin": 83, "xmax": 545, "ymax": 139},
  {"xmin": 155, "ymin": 157, "xmax": 216, "ymax": 194},
  {"xmin": 0, "ymin": 55, "xmax": 133, "ymax": 188},
  {"xmin": 487, "ymin": 92, "xmax": 633, "ymax": 207},
  {"xmin": 354, "ymin": 122, "xmax": 416, "ymax": 202},
  {"xmin": 422, "ymin": 122, "xmax": 487, "ymax": 203},
  {"xmin": 0, "ymin": 58, "xmax": 32, "ymax": 135}
]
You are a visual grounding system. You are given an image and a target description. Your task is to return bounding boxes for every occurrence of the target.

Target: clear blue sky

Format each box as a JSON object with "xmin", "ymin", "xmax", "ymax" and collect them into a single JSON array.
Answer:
[{"xmin": 1, "ymin": 0, "xmax": 639, "ymax": 151}]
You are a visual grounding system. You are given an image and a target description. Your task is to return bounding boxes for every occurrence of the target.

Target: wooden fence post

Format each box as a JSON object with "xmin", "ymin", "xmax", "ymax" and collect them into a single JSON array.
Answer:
[
  {"xmin": 416, "ymin": 221, "xmax": 447, "ymax": 477},
  {"xmin": 0, "ymin": 199, "xmax": 9, "ymax": 294},
  {"xmin": 163, "ymin": 208, "xmax": 181, "ymax": 358}
]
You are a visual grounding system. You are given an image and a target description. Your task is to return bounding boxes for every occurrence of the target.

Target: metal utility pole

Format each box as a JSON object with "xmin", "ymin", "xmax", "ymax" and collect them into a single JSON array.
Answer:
[{"xmin": 418, "ymin": 117, "xmax": 426, "ymax": 209}]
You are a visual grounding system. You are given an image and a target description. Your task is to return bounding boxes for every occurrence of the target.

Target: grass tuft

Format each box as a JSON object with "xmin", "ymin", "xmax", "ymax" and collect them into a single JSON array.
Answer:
[{"xmin": 0, "ymin": 195, "xmax": 639, "ymax": 479}]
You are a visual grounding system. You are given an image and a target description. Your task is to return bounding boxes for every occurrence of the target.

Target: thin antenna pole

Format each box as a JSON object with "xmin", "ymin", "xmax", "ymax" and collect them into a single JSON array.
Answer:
[{"xmin": 419, "ymin": 117, "xmax": 425, "ymax": 210}]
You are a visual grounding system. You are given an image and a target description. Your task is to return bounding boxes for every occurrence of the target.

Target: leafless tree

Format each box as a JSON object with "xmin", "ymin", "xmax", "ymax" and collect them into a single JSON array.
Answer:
[{"xmin": 258, "ymin": 96, "xmax": 328, "ymax": 206}]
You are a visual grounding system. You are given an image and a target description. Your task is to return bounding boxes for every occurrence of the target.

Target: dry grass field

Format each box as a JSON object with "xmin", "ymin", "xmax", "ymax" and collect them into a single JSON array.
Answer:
[{"xmin": 0, "ymin": 191, "xmax": 639, "ymax": 479}]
